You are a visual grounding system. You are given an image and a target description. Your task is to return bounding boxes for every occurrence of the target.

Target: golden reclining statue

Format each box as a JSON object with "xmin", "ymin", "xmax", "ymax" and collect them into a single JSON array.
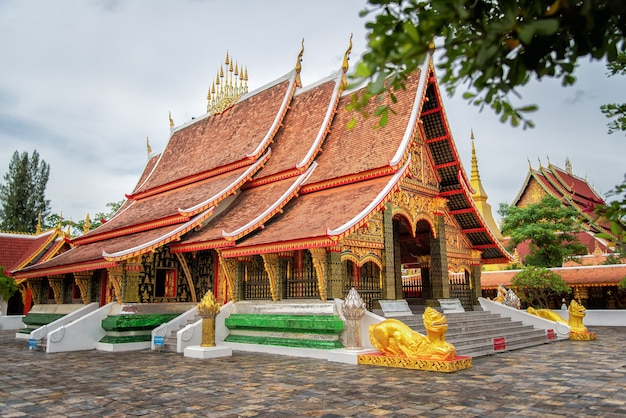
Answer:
[
  {"xmin": 526, "ymin": 299, "xmax": 589, "ymax": 334},
  {"xmin": 369, "ymin": 307, "xmax": 456, "ymax": 361}
]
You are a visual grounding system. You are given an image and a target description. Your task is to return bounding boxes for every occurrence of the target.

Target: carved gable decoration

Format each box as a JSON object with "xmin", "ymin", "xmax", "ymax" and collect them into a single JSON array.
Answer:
[{"xmin": 519, "ymin": 178, "xmax": 546, "ymax": 207}]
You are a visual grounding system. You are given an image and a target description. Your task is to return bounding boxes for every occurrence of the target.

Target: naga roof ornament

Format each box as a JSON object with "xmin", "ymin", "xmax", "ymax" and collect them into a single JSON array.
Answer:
[
  {"xmin": 295, "ymin": 39, "xmax": 304, "ymax": 88},
  {"xmin": 340, "ymin": 34, "xmax": 353, "ymax": 90},
  {"xmin": 207, "ymin": 51, "xmax": 249, "ymax": 114}
]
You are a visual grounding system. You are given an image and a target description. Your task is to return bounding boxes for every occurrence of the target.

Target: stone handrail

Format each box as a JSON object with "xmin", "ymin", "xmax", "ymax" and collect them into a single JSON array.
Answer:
[
  {"xmin": 45, "ymin": 302, "xmax": 115, "ymax": 353},
  {"xmin": 30, "ymin": 303, "xmax": 99, "ymax": 341},
  {"xmin": 478, "ymin": 297, "xmax": 570, "ymax": 340},
  {"xmin": 151, "ymin": 304, "xmax": 200, "ymax": 350}
]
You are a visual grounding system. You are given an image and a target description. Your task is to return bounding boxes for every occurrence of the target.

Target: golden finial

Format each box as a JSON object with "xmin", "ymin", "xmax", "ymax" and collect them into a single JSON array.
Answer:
[
  {"xmin": 36, "ymin": 212, "xmax": 41, "ymax": 235},
  {"xmin": 295, "ymin": 39, "xmax": 304, "ymax": 88},
  {"xmin": 528, "ymin": 157, "xmax": 533, "ymax": 170},
  {"xmin": 65, "ymin": 221, "xmax": 71, "ymax": 237},
  {"xmin": 146, "ymin": 137, "xmax": 152, "ymax": 156},
  {"xmin": 565, "ymin": 157, "xmax": 572, "ymax": 175},
  {"xmin": 207, "ymin": 52, "xmax": 249, "ymax": 114},
  {"xmin": 83, "ymin": 213, "xmax": 90, "ymax": 234},
  {"xmin": 168, "ymin": 111, "xmax": 174, "ymax": 129},
  {"xmin": 340, "ymin": 34, "xmax": 353, "ymax": 90},
  {"xmin": 470, "ymin": 128, "xmax": 475, "ymax": 141}
]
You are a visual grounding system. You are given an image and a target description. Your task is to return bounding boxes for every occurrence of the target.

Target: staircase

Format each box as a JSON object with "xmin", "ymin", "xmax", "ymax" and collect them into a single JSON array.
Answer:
[
  {"xmin": 159, "ymin": 315, "xmax": 200, "ymax": 353},
  {"xmin": 399, "ymin": 310, "xmax": 551, "ymax": 358}
]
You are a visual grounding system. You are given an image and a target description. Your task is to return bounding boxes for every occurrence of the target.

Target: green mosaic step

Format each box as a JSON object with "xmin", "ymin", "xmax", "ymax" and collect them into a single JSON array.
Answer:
[
  {"xmin": 225, "ymin": 314, "xmax": 344, "ymax": 334},
  {"xmin": 224, "ymin": 334, "xmax": 344, "ymax": 349},
  {"xmin": 22, "ymin": 313, "xmax": 65, "ymax": 327},
  {"xmin": 100, "ymin": 314, "xmax": 179, "ymax": 332}
]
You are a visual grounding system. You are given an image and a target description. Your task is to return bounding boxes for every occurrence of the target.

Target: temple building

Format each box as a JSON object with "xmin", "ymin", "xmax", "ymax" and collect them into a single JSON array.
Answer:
[
  {"xmin": 0, "ymin": 225, "xmax": 71, "ymax": 315},
  {"xmin": 469, "ymin": 147, "xmax": 626, "ymax": 308},
  {"xmin": 11, "ymin": 43, "xmax": 511, "ymax": 340}
]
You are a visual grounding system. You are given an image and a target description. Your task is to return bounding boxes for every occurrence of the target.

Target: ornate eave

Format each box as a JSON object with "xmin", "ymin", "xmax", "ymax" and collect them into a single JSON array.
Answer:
[
  {"xmin": 12, "ymin": 258, "xmax": 118, "ymax": 280},
  {"xmin": 102, "ymin": 208, "xmax": 215, "ymax": 262},
  {"xmin": 220, "ymin": 237, "xmax": 335, "ymax": 259}
]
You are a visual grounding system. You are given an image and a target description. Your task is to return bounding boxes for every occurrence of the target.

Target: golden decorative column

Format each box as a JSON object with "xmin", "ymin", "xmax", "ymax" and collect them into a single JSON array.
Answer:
[
  {"xmin": 124, "ymin": 258, "xmax": 142, "ymax": 303},
  {"xmin": 261, "ymin": 253, "xmax": 278, "ymax": 302},
  {"xmin": 107, "ymin": 265, "xmax": 125, "ymax": 304},
  {"xmin": 48, "ymin": 274, "xmax": 65, "ymax": 304},
  {"xmin": 73, "ymin": 271, "xmax": 93, "ymax": 304},
  {"xmin": 218, "ymin": 254, "xmax": 237, "ymax": 303},
  {"xmin": 309, "ymin": 247, "xmax": 327, "ymax": 302},
  {"xmin": 197, "ymin": 290, "xmax": 221, "ymax": 347},
  {"xmin": 26, "ymin": 278, "xmax": 42, "ymax": 305}
]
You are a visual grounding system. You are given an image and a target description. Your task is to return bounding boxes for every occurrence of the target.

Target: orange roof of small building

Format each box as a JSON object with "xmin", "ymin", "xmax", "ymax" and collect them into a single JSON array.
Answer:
[
  {"xmin": 0, "ymin": 229, "xmax": 69, "ymax": 277},
  {"xmin": 482, "ymin": 264, "xmax": 626, "ymax": 289}
]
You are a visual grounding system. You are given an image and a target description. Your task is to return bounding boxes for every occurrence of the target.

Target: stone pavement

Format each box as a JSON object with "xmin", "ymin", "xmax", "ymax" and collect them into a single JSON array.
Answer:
[{"xmin": 1, "ymin": 327, "xmax": 625, "ymax": 417}]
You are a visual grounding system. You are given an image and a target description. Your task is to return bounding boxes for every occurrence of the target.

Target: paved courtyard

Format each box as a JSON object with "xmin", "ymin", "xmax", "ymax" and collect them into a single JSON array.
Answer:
[{"xmin": 1, "ymin": 327, "xmax": 625, "ymax": 417}]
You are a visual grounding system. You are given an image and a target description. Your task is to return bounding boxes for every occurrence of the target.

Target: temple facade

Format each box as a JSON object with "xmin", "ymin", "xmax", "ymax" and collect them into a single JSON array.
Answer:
[{"xmin": 12, "ymin": 44, "xmax": 510, "ymax": 317}]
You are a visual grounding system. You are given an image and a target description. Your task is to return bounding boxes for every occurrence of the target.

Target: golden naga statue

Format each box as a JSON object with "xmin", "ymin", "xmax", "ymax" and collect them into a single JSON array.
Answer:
[
  {"xmin": 369, "ymin": 307, "xmax": 456, "ymax": 361},
  {"xmin": 526, "ymin": 299, "xmax": 589, "ymax": 333}
]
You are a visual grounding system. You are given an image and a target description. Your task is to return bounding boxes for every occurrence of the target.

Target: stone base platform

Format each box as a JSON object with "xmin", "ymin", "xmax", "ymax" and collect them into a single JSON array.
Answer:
[
  {"xmin": 184, "ymin": 345, "xmax": 232, "ymax": 359},
  {"xmin": 570, "ymin": 331, "xmax": 597, "ymax": 341},
  {"xmin": 357, "ymin": 352, "xmax": 472, "ymax": 373}
]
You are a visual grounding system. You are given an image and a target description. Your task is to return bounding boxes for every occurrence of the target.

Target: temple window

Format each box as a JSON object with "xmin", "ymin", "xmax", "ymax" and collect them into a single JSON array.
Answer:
[{"xmin": 155, "ymin": 268, "xmax": 177, "ymax": 298}]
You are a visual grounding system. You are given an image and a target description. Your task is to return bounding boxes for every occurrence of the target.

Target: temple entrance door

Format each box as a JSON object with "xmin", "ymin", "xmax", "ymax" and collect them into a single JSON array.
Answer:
[
  {"xmin": 449, "ymin": 270, "xmax": 472, "ymax": 310},
  {"xmin": 394, "ymin": 217, "xmax": 433, "ymax": 304},
  {"xmin": 284, "ymin": 250, "xmax": 319, "ymax": 300},
  {"xmin": 344, "ymin": 260, "xmax": 382, "ymax": 310}
]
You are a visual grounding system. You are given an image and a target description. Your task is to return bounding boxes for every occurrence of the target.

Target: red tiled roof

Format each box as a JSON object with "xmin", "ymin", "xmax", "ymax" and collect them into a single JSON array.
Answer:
[
  {"xmin": 481, "ymin": 264, "xmax": 626, "ymax": 288},
  {"xmin": 0, "ymin": 229, "xmax": 68, "ymax": 276},
  {"xmin": 133, "ymin": 73, "xmax": 296, "ymax": 195}
]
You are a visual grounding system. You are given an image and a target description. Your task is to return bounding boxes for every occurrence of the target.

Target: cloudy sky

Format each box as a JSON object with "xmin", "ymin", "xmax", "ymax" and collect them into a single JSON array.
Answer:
[{"xmin": 1, "ymin": 0, "xmax": 625, "ymax": 227}]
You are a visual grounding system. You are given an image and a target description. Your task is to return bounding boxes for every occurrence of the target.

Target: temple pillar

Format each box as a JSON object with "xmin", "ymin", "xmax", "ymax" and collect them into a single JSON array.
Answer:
[
  {"xmin": 382, "ymin": 203, "xmax": 398, "ymax": 300},
  {"xmin": 107, "ymin": 265, "xmax": 125, "ymax": 304},
  {"xmin": 73, "ymin": 271, "xmax": 93, "ymax": 304},
  {"xmin": 428, "ymin": 198, "xmax": 450, "ymax": 303},
  {"xmin": 261, "ymin": 253, "xmax": 279, "ymax": 302},
  {"xmin": 327, "ymin": 249, "xmax": 344, "ymax": 300},
  {"xmin": 309, "ymin": 247, "xmax": 327, "ymax": 302},
  {"xmin": 48, "ymin": 274, "xmax": 65, "ymax": 304},
  {"xmin": 26, "ymin": 277, "xmax": 42, "ymax": 305},
  {"xmin": 218, "ymin": 254, "xmax": 237, "ymax": 303},
  {"xmin": 470, "ymin": 250, "xmax": 483, "ymax": 306},
  {"xmin": 124, "ymin": 258, "xmax": 142, "ymax": 303}
]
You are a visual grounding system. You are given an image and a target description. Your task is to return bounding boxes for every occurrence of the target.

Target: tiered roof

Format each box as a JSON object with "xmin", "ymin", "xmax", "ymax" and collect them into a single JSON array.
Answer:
[
  {"xmin": 13, "ymin": 44, "xmax": 510, "ymax": 280},
  {"xmin": 0, "ymin": 228, "xmax": 69, "ymax": 278}
]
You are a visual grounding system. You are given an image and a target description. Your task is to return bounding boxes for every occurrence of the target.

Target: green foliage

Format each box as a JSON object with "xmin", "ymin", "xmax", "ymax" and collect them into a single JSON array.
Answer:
[
  {"xmin": 351, "ymin": 0, "xmax": 626, "ymax": 128},
  {"xmin": 500, "ymin": 195, "xmax": 587, "ymax": 267},
  {"xmin": 595, "ymin": 175, "xmax": 626, "ymax": 256},
  {"xmin": 0, "ymin": 266, "xmax": 18, "ymax": 303},
  {"xmin": 512, "ymin": 265, "xmax": 571, "ymax": 308},
  {"xmin": 619, "ymin": 276, "xmax": 626, "ymax": 290},
  {"xmin": 42, "ymin": 199, "xmax": 125, "ymax": 237},
  {"xmin": 0, "ymin": 150, "xmax": 51, "ymax": 233},
  {"xmin": 600, "ymin": 51, "xmax": 626, "ymax": 135}
]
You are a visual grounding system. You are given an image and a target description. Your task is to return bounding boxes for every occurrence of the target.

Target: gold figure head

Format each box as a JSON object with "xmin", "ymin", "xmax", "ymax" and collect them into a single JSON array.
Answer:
[{"xmin": 197, "ymin": 290, "xmax": 221, "ymax": 317}]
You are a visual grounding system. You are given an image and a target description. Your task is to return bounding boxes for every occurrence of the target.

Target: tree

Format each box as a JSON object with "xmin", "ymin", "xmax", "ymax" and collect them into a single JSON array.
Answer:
[
  {"xmin": 512, "ymin": 265, "xmax": 570, "ymax": 308},
  {"xmin": 350, "ymin": 0, "xmax": 626, "ymax": 128},
  {"xmin": 499, "ymin": 195, "xmax": 587, "ymax": 267},
  {"xmin": 600, "ymin": 51, "xmax": 626, "ymax": 135},
  {"xmin": 42, "ymin": 199, "xmax": 125, "ymax": 237},
  {"xmin": 0, "ymin": 150, "xmax": 51, "ymax": 233},
  {"xmin": 0, "ymin": 265, "xmax": 18, "ymax": 304}
]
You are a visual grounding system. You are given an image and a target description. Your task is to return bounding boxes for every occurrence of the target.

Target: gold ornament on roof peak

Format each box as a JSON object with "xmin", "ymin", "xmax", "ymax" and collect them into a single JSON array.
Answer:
[
  {"xmin": 341, "ymin": 34, "xmax": 353, "ymax": 90},
  {"xmin": 207, "ymin": 52, "xmax": 249, "ymax": 114},
  {"xmin": 295, "ymin": 39, "xmax": 304, "ymax": 88}
]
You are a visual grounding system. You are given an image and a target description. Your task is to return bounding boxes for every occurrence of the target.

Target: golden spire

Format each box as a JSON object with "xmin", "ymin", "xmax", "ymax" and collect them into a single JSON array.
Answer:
[
  {"xmin": 340, "ymin": 34, "xmax": 353, "ymax": 90},
  {"xmin": 207, "ymin": 52, "xmax": 249, "ymax": 114},
  {"xmin": 36, "ymin": 212, "xmax": 41, "ymax": 235},
  {"xmin": 83, "ymin": 213, "xmax": 90, "ymax": 234},
  {"xmin": 295, "ymin": 39, "xmax": 304, "ymax": 88},
  {"xmin": 469, "ymin": 131, "xmax": 504, "ymax": 241},
  {"xmin": 470, "ymin": 130, "xmax": 488, "ymax": 201},
  {"xmin": 169, "ymin": 111, "xmax": 174, "ymax": 129}
]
